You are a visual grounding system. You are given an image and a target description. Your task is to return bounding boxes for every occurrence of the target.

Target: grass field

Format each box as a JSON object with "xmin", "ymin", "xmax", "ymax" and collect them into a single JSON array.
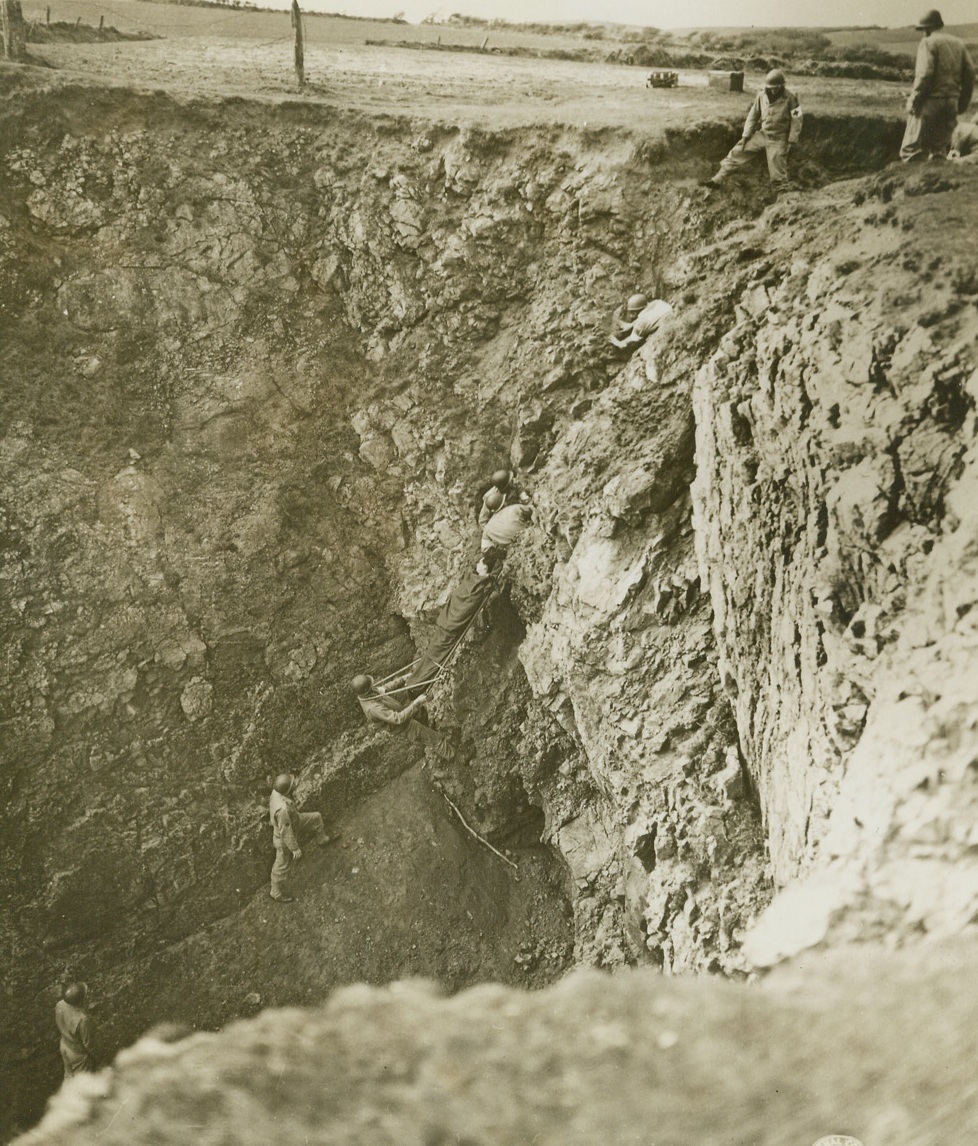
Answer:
[
  {"xmin": 826, "ymin": 23, "xmax": 978, "ymax": 49},
  {"xmin": 6, "ymin": 0, "xmax": 944, "ymax": 133},
  {"xmin": 24, "ymin": 0, "xmax": 606, "ymax": 48},
  {"xmin": 24, "ymin": 0, "xmax": 978, "ymax": 56}
]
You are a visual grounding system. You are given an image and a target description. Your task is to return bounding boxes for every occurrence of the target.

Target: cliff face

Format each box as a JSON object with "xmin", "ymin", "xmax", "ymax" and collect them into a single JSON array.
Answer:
[
  {"xmin": 690, "ymin": 167, "xmax": 978, "ymax": 962},
  {"xmin": 3, "ymin": 70, "xmax": 978, "ymax": 1136},
  {"xmin": 1, "ymin": 85, "xmax": 767, "ymax": 1124}
]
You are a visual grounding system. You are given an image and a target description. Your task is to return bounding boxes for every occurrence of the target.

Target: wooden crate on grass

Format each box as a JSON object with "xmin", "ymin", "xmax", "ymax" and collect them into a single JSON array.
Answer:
[{"xmin": 708, "ymin": 71, "xmax": 744, "ymax": 92}]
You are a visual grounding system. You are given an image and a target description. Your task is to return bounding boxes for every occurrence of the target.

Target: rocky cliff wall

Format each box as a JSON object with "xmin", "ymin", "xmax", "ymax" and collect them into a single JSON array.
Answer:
[
  {"xmin": 3, "ymin": 71, "xmax": 977, "ymax": 1136},
  {"xmin": 690, "ymin": 165, "xmax": 978, "ymax": 962},
  {"xmin": 1, "ymin": 82, "xmax": 769, "ymax": 1122}
]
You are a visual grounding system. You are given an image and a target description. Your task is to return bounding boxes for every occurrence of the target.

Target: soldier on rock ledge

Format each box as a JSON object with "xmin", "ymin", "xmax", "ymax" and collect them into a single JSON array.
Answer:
[
  {"xmin": 55, "ymin": 982, "xmax": 97, "ymax": 1079},
  {"xmin": 268, "ymin": 773, "xmax": 334, "ymax": 904}
]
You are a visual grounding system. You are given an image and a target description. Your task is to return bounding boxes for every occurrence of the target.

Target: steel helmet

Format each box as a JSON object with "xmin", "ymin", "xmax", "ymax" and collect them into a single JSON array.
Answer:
[
  {"xmin": 273, "ymin": 773, "xmax": 295, "ymax": 795},
  {"xmin": 484, "ymin": 489, "xmax": 505, "ymax": 512},
  {"xmin": 490, "ymin": 469, "xmax": 512, "ymax": 490},
  {"xmin": 765, "ymin": 69, "xmax": 786, "ymax": 88},
  {"xmin": 915, "ymin": 8, "xmax": 943, "ymax": 29},
  {"xmin": 626, "ymin": 293, "xmax": 648, "ymax": 312},
  {"xmin": 63, "ymin": 982, "xmax": 88, "ymax": 1006},
  {"xmin": 351, "ymin": 674, "xmax": 373, "ymax": 695}
]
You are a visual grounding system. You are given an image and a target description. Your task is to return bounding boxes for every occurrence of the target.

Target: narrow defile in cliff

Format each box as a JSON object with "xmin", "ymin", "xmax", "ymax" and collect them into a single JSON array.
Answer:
[{"xmin": 2, "ymin": 64, "xmax": 978, "ymax": 1143}]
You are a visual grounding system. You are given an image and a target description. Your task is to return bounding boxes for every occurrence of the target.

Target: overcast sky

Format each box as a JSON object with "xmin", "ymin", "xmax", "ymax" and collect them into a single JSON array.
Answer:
[{"xmin": 315, "ymin": 0, "xmax": 971, "ymax": 29}]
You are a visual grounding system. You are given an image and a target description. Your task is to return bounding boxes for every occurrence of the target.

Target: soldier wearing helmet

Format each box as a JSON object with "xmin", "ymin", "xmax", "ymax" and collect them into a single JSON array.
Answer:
[
  {"xmin": 477, "ymin": 467, "xmax": 528, "ymax": 526},
  {"xmin": 268, "ymin": 772, "xmax": 333, "ymax": 904},
  {"xmin": 702, "ymin": 68, "xmax": 803, "ymax": 190},
  {"xmin": 482, "ymin": 488, "xmax": 506, "ymax": 515},
  {"xmin": 610, "ymin": 297, "xmax": 674, "ymax": 351},
  {"xmin": 352, "ymin": 674, "xmax": 456, "ymax": 761},
  {"xmin": 610, "ymin": 292, "xmax": 649, "ymax": 344},
  {"xmin": 55, "ymin": 982, "xmax": 97, "ymax": 1078},
  {"xmin": 901, "ymin": 10, "xmax": 975, "ymax": 162}
]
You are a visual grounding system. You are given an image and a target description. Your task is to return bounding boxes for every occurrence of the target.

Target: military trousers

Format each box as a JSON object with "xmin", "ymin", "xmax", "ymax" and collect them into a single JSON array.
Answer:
[
  {"xmin": 901, "ymin": 97, "xmax": 958, "ymax": 160},
  {"xmin": 405, "ymin": 719, "xmax": 455, "ymax": 763},
  {"xmin": 60, "ymin": 1043, "xmax": 95, "ymax": 1079},
  {"xmin": 716, "ymin": 132, "xmax": 790, "ymax": 184},
  {"xmin": 270, "ymin": 811, "xmax": 328, "ymax": 897}
]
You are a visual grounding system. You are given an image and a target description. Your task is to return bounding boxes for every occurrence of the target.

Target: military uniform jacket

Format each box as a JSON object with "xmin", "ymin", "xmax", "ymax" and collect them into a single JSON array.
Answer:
[
  {"xmin": 912, "ymin": 31, "xmax": 975, "ymax": 107},
  {"xmin": 269, "ymin": 789, "xmax": 300, "ymax": 852},
  {"xmin": 55, "ymin": 1000, "xmax": 95, "ymax": 1071},
  {"xmin": 743, "ymin": 89, "xmax": 802, "ymax": 142},
  {"xmin": 359, "ymin": 691, "xmax": 414, "ymax": 730}
]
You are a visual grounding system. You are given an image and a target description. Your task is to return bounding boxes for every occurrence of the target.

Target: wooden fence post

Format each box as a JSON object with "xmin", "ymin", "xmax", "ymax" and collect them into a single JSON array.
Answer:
[
  {"xmin": 1, "ymin": 0, "xmax": 27, "ymax": 59},
  {"xmin": 291, "ymin": 0, "xmax": 304, "ymax": 89}
]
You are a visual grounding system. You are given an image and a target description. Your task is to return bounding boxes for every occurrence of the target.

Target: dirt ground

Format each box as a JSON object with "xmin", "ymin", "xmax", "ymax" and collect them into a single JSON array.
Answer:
[
  {"xmin": 16, "ymin": 1, "xmax": 909, "ymax": 130},
  {"xmin": 120, "ymin": 763, "xmax": 574, "ymax": 1021},
  {"xmin": 9, "ymin": 763, "xmax": 572, "ymax": 1137}
]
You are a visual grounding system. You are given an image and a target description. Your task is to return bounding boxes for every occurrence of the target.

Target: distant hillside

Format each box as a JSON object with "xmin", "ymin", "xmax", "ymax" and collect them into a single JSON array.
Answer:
[
  {"xmin": 826, "ymin": 22, "xmax": 978, "ymax": 49},
  {"xmin": 22, "ymin": 2, "xmax": 974, "ymax": 80}
]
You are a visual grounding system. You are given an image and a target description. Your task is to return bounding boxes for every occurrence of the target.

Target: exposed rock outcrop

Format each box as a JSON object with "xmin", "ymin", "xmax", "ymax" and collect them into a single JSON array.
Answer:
[
  {"xmin": 3, "ymin": 67, "xmax": 978, "ymax": 1140},
  {"xmin": 691, "ymin": 166, "xmax": 978, "ymax": 961},
  {"xmin": 515, "ymin": 333, "xmax": 769, "ymax": 974},
  {"xmin": 18, "ymin": 939, "xmax": 978, "ymax": 1146}
]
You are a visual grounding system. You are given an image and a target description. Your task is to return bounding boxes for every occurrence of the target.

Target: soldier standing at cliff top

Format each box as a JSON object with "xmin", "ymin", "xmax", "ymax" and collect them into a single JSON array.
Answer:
[
  {"xmin": 268, "ymin": 773, "xmax": 332, "ymax": 904},
  {"xmin": 55, "ymin": 982, "xmax": 97, "ymax": 1079},
  {"xmin": 702, "ymin": 70, "xmax": 803, "ymax": 189},
  {"xmin": 901, "ymin": 10, "xmax": 975, "ymax": 162}
]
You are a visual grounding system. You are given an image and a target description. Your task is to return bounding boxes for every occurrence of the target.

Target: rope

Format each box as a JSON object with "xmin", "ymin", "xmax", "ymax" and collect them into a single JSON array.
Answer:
[
  {"xmin": 374, "ymin": 657, "xmax": 422, "ymax": 688},
  {"xmin": 428, "ymin": 773, "xmax": 518, "ymax": 871},
  {"xmin": 380, "ymin": 574, "xmax": 502, "ymax": 699}
]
